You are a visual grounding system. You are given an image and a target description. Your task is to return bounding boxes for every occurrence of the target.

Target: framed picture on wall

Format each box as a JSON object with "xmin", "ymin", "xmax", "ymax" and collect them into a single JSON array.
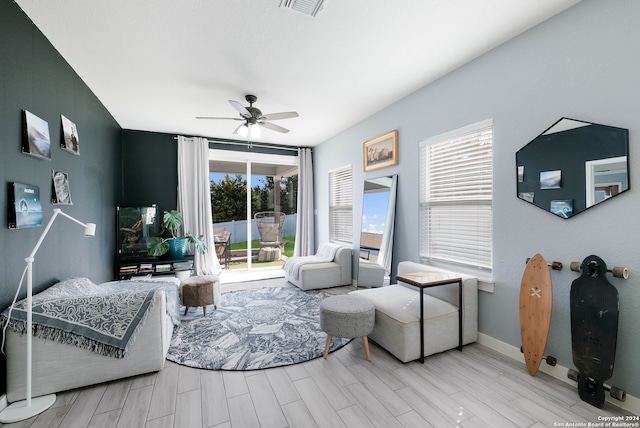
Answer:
[
  {"xmin": 60, "ymin": 114, "xmax": 80, "ymax": 155},
  {"xmin": 22, "ymin": 110, "xmax": 52, "ymax": 160},
  {"xmin": 51, "ymin": 170, "xmax": 73, "ymax": 205},
  {"xmin": 551, "ymin": 199, "xmax": 573, "ymax": 219},
  {"xmin": 363, "ymin": 130, "xmax": 398, "ymax": 172},
  {"xmin": 8, "ymin": 182, "xmax": 43, "ymax": 229}
]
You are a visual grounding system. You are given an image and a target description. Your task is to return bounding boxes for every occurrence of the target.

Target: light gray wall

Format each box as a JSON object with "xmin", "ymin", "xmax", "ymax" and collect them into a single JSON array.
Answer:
[{"xmin": 314, "ymin": 0, "xmax": 640, "ymax": 398}]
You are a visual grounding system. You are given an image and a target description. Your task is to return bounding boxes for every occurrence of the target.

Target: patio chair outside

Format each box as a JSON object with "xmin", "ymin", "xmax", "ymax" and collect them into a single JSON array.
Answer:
[{"xmin": 254, "ymin": 211, "xmax": 287, "ymax": 251}]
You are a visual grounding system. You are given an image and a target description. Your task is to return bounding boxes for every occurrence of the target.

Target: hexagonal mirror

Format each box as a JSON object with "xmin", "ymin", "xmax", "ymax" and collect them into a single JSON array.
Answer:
[{"xmin": 516, "ymin": 118, "xmax": 629, "ymax": 219}]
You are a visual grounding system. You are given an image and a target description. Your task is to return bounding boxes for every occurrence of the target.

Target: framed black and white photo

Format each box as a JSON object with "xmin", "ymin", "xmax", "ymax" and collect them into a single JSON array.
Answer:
[
  {"xmin": 60, "ymin": 114, "xmax": 80, "ymax": 155},
  {"xmin": 540, "ymin": 170, "xmax": 561, "ymax": 189},
  {"xmin": 22, "ymin": 110, "xmax": 51, "ymax": 160},
  {"xmin": 51, "ymin": 170, "xmax": 73, "ymax": 205}
]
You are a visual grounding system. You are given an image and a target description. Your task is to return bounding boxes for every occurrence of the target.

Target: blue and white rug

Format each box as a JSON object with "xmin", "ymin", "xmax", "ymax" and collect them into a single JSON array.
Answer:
[{"xmin": 166, "ymin": 287, "xmax": 351, "ymax": 370}]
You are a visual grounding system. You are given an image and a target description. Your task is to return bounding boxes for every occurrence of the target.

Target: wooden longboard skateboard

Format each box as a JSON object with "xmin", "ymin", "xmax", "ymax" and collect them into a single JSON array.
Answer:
[
  {"xmin": 570, "ymin": 255, "xmax": 621, "ymax": 407},
  {"xmin": 519, "ymin": 253, "xmax": 553, "ymax": 375}
]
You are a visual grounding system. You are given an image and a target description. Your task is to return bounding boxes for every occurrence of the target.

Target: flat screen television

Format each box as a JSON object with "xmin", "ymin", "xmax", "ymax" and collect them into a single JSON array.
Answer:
[{"xmin": 117, "ymin": 205, "xmax": 160, "ymax": 258}]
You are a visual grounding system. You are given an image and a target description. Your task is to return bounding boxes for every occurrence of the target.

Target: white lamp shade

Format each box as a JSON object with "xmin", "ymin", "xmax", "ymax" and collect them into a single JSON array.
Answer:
[
  {"xmin": 237, "ymin": 124, "xmax": 248, "ymax": 138},
  {"xmin": 250, "ymin": 124, "xmax": 261, "ymax": 139},
  {"xmin": 84, "ymin": 223, "xmax": 96, "ymax": 237}
]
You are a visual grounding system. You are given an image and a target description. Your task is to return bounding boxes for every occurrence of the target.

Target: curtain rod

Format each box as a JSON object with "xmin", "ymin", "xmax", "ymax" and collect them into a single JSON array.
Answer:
[{"xmin": 174, "ymin": 135, "xmax": 308, "ymax": 152}]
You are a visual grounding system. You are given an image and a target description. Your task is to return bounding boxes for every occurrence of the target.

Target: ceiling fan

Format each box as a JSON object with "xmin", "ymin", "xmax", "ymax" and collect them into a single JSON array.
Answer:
[{"xmin": 196, "ymin": 94, "xmax": 299, "ymax": 139}]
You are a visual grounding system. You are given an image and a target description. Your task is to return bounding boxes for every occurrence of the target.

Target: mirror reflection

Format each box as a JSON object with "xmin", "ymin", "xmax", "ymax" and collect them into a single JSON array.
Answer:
[
  {"xmin": 358, "ymin": 175, "xmax": 397, "ymax": 287},
  {"xmin": 516, "ymin": 118, "xmax": 629, "ymax": 218}
]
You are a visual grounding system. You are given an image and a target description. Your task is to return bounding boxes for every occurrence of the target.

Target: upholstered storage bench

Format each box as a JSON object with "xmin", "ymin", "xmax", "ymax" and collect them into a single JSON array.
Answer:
[{"xmin": 350, "ymin": 261, "xmax": 478, "ymax": 363}]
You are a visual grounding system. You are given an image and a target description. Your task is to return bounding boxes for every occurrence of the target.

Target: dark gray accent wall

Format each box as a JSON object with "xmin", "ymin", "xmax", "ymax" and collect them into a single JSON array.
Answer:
[
  {"xmin": 121, "ymin": 130, "xmax": 178, "ymax": 212},
  {"xmin": 0, "ymin": 0, "xmax": 122, "ymax": 394}
]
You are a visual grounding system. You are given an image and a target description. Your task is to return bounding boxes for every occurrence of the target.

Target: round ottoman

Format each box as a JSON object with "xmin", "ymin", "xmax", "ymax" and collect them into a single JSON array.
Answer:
[
  {"xmin": 320, "ymin": 295, "xmax": 376, "ymax": 361},
  {"xmin": 180, "ymin": 275, "xmax": 220, "ymax": 316}
]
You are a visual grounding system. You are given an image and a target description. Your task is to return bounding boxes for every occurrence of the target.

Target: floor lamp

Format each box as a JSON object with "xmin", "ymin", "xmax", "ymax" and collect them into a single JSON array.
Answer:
[{"xmin": 0, "ymin": 208, "xmax": 96, "ymax": 423}]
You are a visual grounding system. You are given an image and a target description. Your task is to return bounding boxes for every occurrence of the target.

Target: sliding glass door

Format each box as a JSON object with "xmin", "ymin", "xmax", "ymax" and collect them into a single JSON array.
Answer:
[{"xmin": 209, "ymin": 149, "xmax": 298, "ymax": 271}]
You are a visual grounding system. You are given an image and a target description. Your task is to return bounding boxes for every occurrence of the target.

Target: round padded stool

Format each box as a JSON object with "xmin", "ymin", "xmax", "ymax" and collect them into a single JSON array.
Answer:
[
  {"xmin": 320, "ymin": 295, "xmax": 375, "ymax": 361},
  {"xmin": 180, "ymin": 275, "xmax": 220, "ymax": 316}
]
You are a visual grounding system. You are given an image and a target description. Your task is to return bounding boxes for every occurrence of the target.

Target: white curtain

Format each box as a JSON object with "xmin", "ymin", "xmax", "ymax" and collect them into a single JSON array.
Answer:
[
  {"xmin": 376, "ymin": 175, "xmax": 397, "ymax": 275},
  {"xmin": 293, "ymin": 148, "xmax": 315, "ymax": 256},
  {"xmin": 177, "ymin": 136, "xmax": 221, "ymax": 275}
]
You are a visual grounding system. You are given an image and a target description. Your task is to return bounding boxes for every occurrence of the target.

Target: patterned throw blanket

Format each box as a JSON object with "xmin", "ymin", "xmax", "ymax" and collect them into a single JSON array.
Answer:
[
  {"xmin": 0, "ymin": 277, "xmax": 180, "ymax": 358},
  {"xmin": 283, "ymin": 243, "xmax": 342, "ymax": 280}
]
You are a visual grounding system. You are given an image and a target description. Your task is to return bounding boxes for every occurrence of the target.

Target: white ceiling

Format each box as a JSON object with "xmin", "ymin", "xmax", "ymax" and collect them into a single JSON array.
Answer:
[{"xmin": 16, "ymin": 0, "xmax": 581, "ymax": 147}]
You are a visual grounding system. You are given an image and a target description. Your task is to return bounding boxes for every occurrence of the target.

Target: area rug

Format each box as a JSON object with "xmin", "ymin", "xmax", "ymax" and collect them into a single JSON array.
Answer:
[{"xmin": 166, "ymin": 287, "xmax": 351, "ymax": 370}]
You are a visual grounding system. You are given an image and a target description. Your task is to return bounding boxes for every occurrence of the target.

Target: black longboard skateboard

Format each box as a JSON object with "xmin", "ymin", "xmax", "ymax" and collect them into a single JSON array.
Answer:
[{"xmin": 569, "ymin": 255, "xmax": 626, "ymax": 407}]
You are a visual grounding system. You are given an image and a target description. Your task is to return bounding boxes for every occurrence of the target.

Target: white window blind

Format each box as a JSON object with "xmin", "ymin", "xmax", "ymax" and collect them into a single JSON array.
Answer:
[
  {"xmin": 329, "ymin": 165, "xmax": 353, "ymax": 244},
  {"xmin": 419, "ymin": 122, "xmax": 493, "ymax": 271}
]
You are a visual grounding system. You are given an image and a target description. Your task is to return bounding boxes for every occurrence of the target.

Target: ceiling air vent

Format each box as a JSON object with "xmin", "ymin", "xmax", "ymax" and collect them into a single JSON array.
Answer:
[{"xmin": 280, "ymin": 0, "xmax": 326, "ymax": 18}]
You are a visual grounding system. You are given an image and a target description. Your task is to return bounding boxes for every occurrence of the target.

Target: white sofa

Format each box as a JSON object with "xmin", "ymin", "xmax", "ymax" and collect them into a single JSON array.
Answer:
[
  {"xmin": 3, "ymin": 277, "xmax": 178, "ymax": 402},
  {"xmin": 350, "ymin": 261, "xmax": 478, "ymax": 362},
  {"xmin": 283, "ymin": 243, "xmax": 352, "ymax": 290}
]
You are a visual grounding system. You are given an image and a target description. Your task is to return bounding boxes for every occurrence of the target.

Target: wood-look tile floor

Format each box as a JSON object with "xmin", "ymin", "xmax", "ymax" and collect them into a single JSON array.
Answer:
[
  {"xmin": 2, "ymin": 342, "xmax": 634, "ymax": 428},
  {"xmin": 2, "ymin": 281, "xmax": 635, "ymax": 428}
]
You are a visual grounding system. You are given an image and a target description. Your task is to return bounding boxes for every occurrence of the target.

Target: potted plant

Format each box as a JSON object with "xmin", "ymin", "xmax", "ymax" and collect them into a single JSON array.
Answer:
[{"xmin": 147, "ymin": 210, "xmax": 207, "ymax": 258}]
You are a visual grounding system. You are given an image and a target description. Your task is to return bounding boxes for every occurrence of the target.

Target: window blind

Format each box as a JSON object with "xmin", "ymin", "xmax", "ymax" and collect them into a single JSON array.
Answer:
[
  {"xmin": 329, "ymin": 166, "xmax": 353, "ymax": 244},
  {"xmin": 419, "ymin": 123, "xmax": 493, "ymax": 270}
]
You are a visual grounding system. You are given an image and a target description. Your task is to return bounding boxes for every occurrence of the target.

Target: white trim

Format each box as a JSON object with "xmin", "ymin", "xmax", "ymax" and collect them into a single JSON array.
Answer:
[
  {"xmin": 208, "ymin": 148, "xmax": 298, "ymax": 166},
  {"xmin": 585, "ymin": 156, "xmax": 627, "ymax": 207},
  {"xmin": 0, "ymin": 395, "xmax": 7, "ymax": 413},
  {"xmin": 477, "ymin": 333, "xmax": 640, "ymax": 415},
  {"xmin": 328, "ymin": 164, "xmax": 352, "ymax": 174},
  {"xmin": 419, "ymin": 118, "xmax": 493, "ymax": 148}
]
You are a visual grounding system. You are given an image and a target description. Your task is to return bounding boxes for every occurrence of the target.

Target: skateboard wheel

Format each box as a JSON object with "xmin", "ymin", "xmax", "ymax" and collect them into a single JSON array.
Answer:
[
  {"xmin": 545, "ymin": 355, "xmax": 557, "ymax": 366},
  {"xmin": 567, "ymin": 368, "xmax": 579, "ymax": 382},
  {"xmin": 609, "ymin": 386, "xmax": 626, "ymax": 401},
  {"xmin": 611, "ymin": 266, "xmax": 629, "ymax": 279},
  {"xmin": 570, "ymin": 262, "xmax": 581, "ymax": 272},
  {"xmin": 551, "ymin": 261, "xmax": 563, "ymax": 271}
]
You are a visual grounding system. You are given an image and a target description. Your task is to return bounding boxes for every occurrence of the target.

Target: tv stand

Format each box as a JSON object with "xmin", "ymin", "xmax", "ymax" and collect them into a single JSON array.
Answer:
[{"xmin": 115, "ymin": 256, "xmax": 193, "ymax": 280}]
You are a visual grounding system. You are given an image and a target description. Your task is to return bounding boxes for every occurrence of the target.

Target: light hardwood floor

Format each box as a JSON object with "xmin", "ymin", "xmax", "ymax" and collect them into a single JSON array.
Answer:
[{"xmin": 1, "ymin": 282, "xmax": 635, "ymax": 428}]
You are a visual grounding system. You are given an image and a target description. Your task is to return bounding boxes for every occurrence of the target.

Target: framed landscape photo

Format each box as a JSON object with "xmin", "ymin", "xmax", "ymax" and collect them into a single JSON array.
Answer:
[
  {"xmin": 51, "ymin": 170, "xmax": 73, "ymax": 205},
  {"xmin": 22, "ymin": 110, "xmax": 52, "ymax": 160},
  {"xmin": 8, "ymin": 182, "xmax": 43, "ymax": 229},
  {"xmin": 363, "ymin": 130, "xmax": 398, "ymax": 172},
  {"xmin": 60, "ymin": 114, "xmax": 80, "ymax": 155}
]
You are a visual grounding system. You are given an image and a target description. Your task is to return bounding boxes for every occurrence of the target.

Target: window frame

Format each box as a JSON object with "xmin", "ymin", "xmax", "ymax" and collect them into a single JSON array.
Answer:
[
  {"xmin": 328, "ymin": 165, "xmax": 353, "ymax": 244},
  {"xmin": 419, "ymin": 120, "xmax": 493, "ymax": 273}
]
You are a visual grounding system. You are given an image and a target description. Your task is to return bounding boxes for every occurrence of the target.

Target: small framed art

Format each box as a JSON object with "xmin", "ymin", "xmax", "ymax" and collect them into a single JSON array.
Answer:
[
  {"xmin": 8, "ymin": 182, "xmax": 43, "ymax": 229},
  {"xmin": 22, "ymin": 110, "xmax": 51, "ymax": 160},
  {"xmin": 61, "ymin": 114, "xmax": 80, "ymax": 154},
  {"xmin": 363, "ymin": 130, "xmax": 398, "ymax": 172},
  {"xmin": 52, "ymin": 170, "xmax": 73, "ymax": 204}
]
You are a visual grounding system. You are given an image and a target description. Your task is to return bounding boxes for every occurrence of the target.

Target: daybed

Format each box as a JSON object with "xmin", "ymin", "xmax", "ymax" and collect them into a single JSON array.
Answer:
[
  {"xmin": 2, "ymin": 276, "xmax": 180, "ymax": 403},
  {"xmin": 350, "ymin": 261, "xmax": 478, "ymax": 363},
  {"xmin": 283, "ymin": 242, "xmax": 352, "ymax": 290}
]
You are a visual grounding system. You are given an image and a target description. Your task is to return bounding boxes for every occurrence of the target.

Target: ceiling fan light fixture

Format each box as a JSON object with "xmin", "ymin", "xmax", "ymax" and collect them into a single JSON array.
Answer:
[
  {"xmin": 236, "ymin": 124, "xmax": 248, "ymax": 138},
  {"xmin": 250, "ymin": 123, "xmax": 261, "ymax": 139}
]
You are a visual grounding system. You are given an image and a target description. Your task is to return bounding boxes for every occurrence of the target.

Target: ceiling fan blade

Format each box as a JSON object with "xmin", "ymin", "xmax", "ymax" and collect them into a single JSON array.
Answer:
[
  {"xmin": 258, "ymin": 121, "xmax": 290, "ymax": 134},
  {"xmin": 196, "ymin": 116, "xmax": 243, "ymax": 120},
  {"xmin": 261, "ymin": 111, "xmax": 299, "ymax": 121},
  {"xmin": 229, "ymin": 100, "xmax": 251, "ymax": 118}
]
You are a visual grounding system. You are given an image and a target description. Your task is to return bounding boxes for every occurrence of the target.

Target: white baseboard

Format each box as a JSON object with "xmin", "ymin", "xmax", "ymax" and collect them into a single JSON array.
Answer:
[
  {"xmin": 0, "ymin": 394, "xmax": 7, "ymax": 412},
  {"xmin": 477, "ymin": 333, "xmax": 640, "ymax": 415}
]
